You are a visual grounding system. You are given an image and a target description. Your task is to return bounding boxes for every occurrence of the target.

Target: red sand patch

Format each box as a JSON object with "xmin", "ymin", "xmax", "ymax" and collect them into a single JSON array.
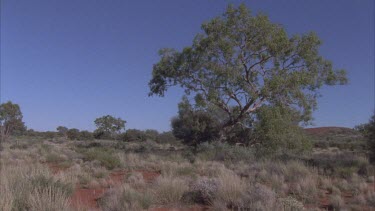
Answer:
[
  {"xmin": 68, "ymin": 169, "xmax": 161, "ymax": 210},
  {"xmin": 70, "ymin": 186, "xmax": 106, "ymax": 211}
]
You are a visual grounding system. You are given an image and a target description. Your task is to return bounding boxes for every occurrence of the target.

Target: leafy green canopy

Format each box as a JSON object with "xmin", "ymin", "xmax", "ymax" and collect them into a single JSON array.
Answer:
[
  {"xmin": 0, "ymin": 101, "xmax": 26, "ymax": 141},
  {"xmin": 253, "ymin": 105, "xmax": 312, "ymax": 155},
  {"xmin": 149, "ymin": 4, "xmax": 347, "ymax": 129},
  {"xmin": 94, "ymin": 115, "xmax": 126, "ymax": 139}
]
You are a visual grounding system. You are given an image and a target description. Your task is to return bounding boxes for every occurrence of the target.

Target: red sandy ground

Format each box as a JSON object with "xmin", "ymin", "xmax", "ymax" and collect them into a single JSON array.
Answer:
[{"xmin": 69, "ymin": 169, "xmax": 161, "ymax": 210}]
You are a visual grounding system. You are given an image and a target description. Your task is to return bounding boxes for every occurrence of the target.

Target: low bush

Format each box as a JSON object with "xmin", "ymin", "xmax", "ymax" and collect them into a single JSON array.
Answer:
[
  {"xmin": 196, "ymin": 142, "xmax": 254, "ymax": 163},
  {"xmin": 307, "ymin": 153, "xmax": 371, "ymax": 177},
  {"xmin": 82, "ymin": 148, "xmax": 121, "ymax": 170},
  {"xmin": 99, "ymin": 184, "xmax": 152, "ymax": 210},
  {"xmin": 191, "ymin": 177, "xmax": 219, "ymax": 204}
]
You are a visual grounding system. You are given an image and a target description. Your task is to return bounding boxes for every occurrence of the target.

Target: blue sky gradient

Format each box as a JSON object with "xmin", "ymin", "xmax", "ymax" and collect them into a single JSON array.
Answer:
[{"xmin": 1, "ymin": 0, "xmax": 374, "ymax": 131}]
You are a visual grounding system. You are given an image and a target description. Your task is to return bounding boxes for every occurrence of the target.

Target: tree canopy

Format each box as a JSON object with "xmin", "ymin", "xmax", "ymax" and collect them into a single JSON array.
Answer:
[
  {"xmin": 0, "ymin": 101, "xmax": 26, "ymax": 141},
  {"xmin": 94, "ymin": 115, "xmax": 126, "ymax": 139},
  {"xmin": 149, "ymin": 4, "xmax": 347, "ymax": 132}
]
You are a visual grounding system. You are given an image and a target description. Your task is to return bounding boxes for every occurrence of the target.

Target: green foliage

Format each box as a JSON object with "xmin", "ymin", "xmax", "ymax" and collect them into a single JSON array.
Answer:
[
  {"xmin": 196, "ymin": 142, "xmax": 255, "ymax": 162},
  {"xmin": 156, "ymin": 131, "xmax": 179, "ymax": 144},
  {"xmin": 0, "ymin": 101, "xmax": 26, "ymax": 141},
  {"xmin": 79, "ymin": 130, "xmax": 94, "ymax": 140},
  {"xmin": 144, "ymin": 129, "xmax": 159, "ymax": 141},
  {"xmin": 56, "ymin": 126, "xmax": 68, "ymax": 139},
  {"xmin": 171, "ymin": 97, "xmax": 220, "ymax": 146},
  {"xmin": 149, "ymin": 4, "xmax": 347, "ymax": 134},
  {"xmin": 83, "ymin": 147, "xmax": 121, "ymax": 170},
  {"xmin": 67, "ymin": 128, "xmax": 80, "ymax": 140},
  {"xmin": 307, "ymin": 153, "xmax": 371, "ymax": 178},
  {"xmin": 252, "ymin": 105, "xmax": 312, "ymax": 156},
  {"xmin": 122, "ymin": 129, "xmax": 147, "ymax": 142},
  {"xmin": 94, "ymin": 115, "xmax": 126, "ymax": 140},
  {"xmin": 93, "ymin": 130, "xmax": 112, "ymax": 140}
]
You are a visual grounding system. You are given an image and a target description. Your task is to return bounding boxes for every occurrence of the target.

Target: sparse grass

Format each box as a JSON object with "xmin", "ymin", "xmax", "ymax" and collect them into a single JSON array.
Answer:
[{"xmin": 2, "ymin": 131, "xmax": 374, "ymax": 211}]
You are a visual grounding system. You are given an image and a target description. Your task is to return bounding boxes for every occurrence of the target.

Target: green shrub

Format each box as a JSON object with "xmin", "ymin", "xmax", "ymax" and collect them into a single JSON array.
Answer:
[
  {"xmin": 156, "ymin": 131, "xmax": 179, "ymax": 144},
  {"xmin": 122, "ymin": 129, "xmax": 147, "ymax": 142},
  {"xmin": 196, "ymin": 142, "xmax": 254, "ymax": 163},
  {"xmin": 83, "ymin": 148, "xmax": 121, "ymax": 170},
  {"xmin": 67, "ymin": 128, "xmax": 80, "ymax": 140},
  {"xmin": 79, "ymin": 130, "xmax": 94, "ymax": 140}
]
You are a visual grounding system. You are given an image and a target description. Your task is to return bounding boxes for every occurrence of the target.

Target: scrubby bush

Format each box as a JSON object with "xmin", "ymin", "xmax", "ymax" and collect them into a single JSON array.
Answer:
[
  {"xmin": 280, "ymin": 196, "xmax": 304, "ymax": 211},
  {"xmin": 240, "ymin": 183, "xmax": 280, "ymax": 210},
  {"xmin": 93, "ymin": 130, "xmax": 112, "ymax": 140},
  {"xmin": 122, "ymin": 129, "xmax": 147, "ymax": 142},
  {"xmin": 67, "ymin": 128, "xmax": 80, "ymax": 140},
  {"xmin": 191, "ymin": 177, "xmax": 219, "ymax": 204},
  {"xmin": 79, "ymin": 130, "xmax": 94, "ymax": 140},
  {"xmin": 156, "ymin": 131, "xmax": 179, "ymax": 144},
  {"xmin": 307, "ymin": 153, "xmax": 371, "ymax": 178},
  {"xmin": 83, "ymin": 148, "xmax": 121, "ymax": 170},
  {"xmin": 171, "ymin": 97, "xmax": 220, "ymax": 147},
  {"xmin": 99, "ymin": 184, "xmax": 152, "ymax": 210},
  {"xmin": 144, "ymin": 129, "xmax": 159, "ymax": 141},
  {"xmin": 196, "ymin": 142, "xmax": 254, "ymax": 162}
]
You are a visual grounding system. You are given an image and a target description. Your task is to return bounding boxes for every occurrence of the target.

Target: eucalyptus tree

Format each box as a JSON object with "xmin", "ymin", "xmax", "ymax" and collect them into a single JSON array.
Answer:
[
  {"xmin": 0, "ymin": 101, "xmax": 26, "ymax": 142},
  {"xmin": 149, "ymin": 4, "xmax": 347, "ymax": 137},
  {"xmin": 94, "ymin": 115, "xmax": 126, "ymax": 140}
]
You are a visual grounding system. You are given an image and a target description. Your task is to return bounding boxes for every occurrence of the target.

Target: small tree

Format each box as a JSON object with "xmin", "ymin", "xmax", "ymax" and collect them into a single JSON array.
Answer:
[
  {"xmin": 0, "ymin": 101, "xmax": 26, "ymax": 142},
  {"xmin": 56, "ymin": 126, "xmax": 68, "ymax": 139},
  {"xmin": 94, "ymin": 115, "xmax": 126, "ymax": 140}
]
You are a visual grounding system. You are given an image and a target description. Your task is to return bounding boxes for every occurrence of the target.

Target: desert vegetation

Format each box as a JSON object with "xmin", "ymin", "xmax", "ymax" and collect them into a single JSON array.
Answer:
[{"xmin": 1, "ymin": 3, "xmax": 373, "ymax": 211}]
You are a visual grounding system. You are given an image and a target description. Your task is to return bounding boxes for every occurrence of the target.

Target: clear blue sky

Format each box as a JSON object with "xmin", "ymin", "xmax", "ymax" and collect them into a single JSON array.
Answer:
[{"xmin": 1, "ymin": 0, "xmax": 374, "ymax": 132}]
